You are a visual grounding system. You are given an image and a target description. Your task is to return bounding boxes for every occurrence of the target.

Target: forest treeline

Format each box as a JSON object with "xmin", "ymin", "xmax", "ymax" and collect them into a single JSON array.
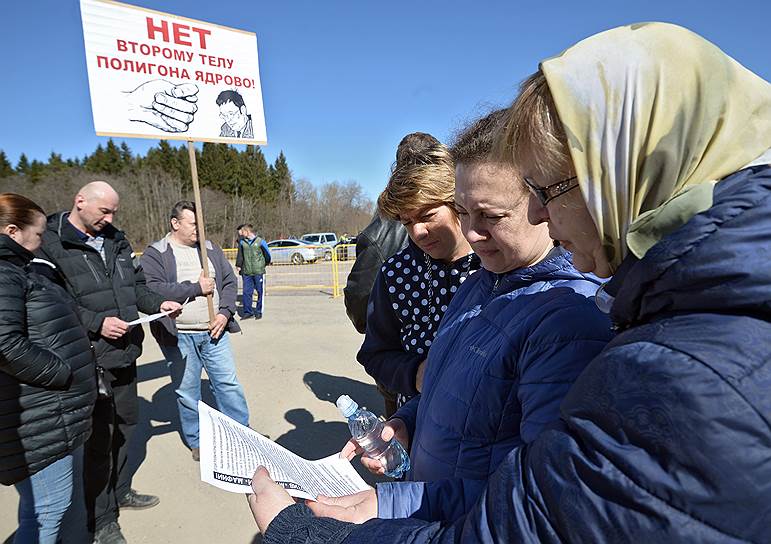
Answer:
[{"xmin": 0, "ymin": 140, "xmax": 374, "ymax": 249}]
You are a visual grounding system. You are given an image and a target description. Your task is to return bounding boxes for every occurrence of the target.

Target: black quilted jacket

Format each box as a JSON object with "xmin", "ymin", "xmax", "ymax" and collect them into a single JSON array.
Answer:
[
  {"xmin": 0, "ymin": 235, "xmax": 97, "ymax": 485},
  {"xmin": 37, "ymin": 212, "xmax": 164, "ymax": 369}
]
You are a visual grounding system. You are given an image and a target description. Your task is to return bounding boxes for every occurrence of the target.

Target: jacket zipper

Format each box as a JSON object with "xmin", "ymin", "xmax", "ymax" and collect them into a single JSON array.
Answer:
[{"xmin": 83, "ymin": 254, "xmax": 101, "ymax": 283}]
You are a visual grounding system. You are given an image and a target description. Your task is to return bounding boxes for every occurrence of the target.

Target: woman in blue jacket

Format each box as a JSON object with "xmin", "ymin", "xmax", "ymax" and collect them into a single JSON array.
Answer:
[
  {"xmin": 247, "ymin": 22, "xmax": 771, "ymax": 544},
  {"xmin": 247, "ymin": 109, "xmax": 613, "ymax": 537}
]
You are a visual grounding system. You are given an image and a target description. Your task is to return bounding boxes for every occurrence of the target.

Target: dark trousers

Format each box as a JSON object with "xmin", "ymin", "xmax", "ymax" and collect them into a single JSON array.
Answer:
[
  {"xmin": 242, "ymin": 273, "xmax": 265, "ymax": 316},
  {"xmin": 84, "ymin": 364, "xmax": 138, "ymax": 532}
]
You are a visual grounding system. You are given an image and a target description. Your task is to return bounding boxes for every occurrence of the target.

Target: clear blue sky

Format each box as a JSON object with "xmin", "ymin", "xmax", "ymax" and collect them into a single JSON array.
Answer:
[{"xmin": 2, "ymin": 0, "xmax": 769, "ymax": 199}]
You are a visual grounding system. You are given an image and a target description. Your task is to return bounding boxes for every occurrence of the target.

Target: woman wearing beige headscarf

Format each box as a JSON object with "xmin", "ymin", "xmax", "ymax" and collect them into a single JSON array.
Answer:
[{"xmin": 243, "ymin": 23, "xmax": 771, "ymax": 543}]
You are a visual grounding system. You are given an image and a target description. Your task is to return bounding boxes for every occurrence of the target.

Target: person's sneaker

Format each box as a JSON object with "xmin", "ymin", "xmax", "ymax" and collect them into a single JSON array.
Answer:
[
  {"xmin": 255, "ymin": 314, "xmax": 262, "ymax": 320},
  {"xmin": 118, "ymin": 489, "xmax": 160, "ymax": 510},
  {"xmin": 191, "ymin": 447, "xmax": 200, "ymax": 462},
  {"xmin": 241, "ymin": 314, "xmax": 254, "ymax": 320},
  {"xmin": 93, "ymin": 521, "xmax": 127, "ymax": 544}
]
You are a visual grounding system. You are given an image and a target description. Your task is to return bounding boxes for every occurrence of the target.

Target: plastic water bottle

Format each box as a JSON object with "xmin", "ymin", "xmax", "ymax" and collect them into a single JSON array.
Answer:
[{"xmin": 336, "ymin": 395, "xmax": 410, "ymax": 478}]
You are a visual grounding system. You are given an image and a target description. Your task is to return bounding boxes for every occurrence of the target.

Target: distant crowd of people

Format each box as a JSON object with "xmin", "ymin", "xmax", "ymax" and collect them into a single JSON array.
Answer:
[{"xmin": 1, "ymin": 20, "xmax": 769, "ymax": 544}]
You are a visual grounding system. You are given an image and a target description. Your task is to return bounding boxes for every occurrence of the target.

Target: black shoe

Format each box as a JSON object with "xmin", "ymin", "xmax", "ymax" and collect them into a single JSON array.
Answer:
[
  {"xmin": 93, "ymin": 521, "xmax": 127, "ymax": 544},
  {"xmin": 255, "ymin": 314, "xmax": 262, "ymax": 320},
  {"xmin": 191, "ymin": 447, "xmax": 200, "ymax": 462},
  {"xmin": 118, "ymin": 489, "xmax": 160, "ymax": 510},
  {"xmin": 241, "ymin": 314, "xmax": 254, "ymax": 320}
]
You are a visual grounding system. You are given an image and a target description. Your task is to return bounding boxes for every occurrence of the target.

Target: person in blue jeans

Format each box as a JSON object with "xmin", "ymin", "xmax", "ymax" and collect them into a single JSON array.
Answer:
[
  {"xmin": 0, "ymin": 193, "xmax": 97, "ymax": 543},
  {"xmin": 235, "ymin": 224, "xmax": 271, "ymax": 320},
  {"xmin": 142, "ymin": 201, "xmax": 250, "ymax": 462}
]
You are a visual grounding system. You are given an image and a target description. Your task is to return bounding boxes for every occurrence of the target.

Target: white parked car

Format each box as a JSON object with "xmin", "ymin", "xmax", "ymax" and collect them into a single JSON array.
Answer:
[
  {"xmin": 300, "ymin": 232, "xmax": 338, "ymax": 260},
  {"xmin": 266, "ymin": 239, "xmax": 323, "ymax": 265}
]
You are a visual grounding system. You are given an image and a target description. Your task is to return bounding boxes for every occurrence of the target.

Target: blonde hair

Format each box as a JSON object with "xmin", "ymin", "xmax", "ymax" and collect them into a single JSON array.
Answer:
[
  {"xmin": 497, "ymin": 70, "xmax": 571, "ymax": 178},
  {"xmin": 377, "ymin": 133, "xmax": 456, "ymax": 221}
]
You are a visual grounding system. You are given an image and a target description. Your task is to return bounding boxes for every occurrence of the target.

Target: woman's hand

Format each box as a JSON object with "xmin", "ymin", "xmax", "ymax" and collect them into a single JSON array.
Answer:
[
  {"xmin": 247, "ymin": 466, "xmax": 295, "ymax": 534},
  {"xmin": 307, "ymin": 489, "xmax": 377, "ymax": 523},
  {"xmin": 340, "ymin": 418, "xmax": 409, "ymax": 476}
]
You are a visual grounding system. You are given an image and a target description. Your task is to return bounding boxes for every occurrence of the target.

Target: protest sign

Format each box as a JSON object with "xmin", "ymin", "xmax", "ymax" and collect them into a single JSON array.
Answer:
[{"xmin": 80, "ymin": 0, "xmax": 267, "ymax": 145}]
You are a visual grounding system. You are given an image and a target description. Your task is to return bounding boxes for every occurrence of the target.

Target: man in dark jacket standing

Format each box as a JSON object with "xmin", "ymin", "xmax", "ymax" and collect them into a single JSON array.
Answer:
[
  {"xmin": 141, "ymin": 201, "xmax": 250, "ymax": 463},
  {"xmin": 38, "ymin": 181, "xmax": 181, "ymax": 544}
]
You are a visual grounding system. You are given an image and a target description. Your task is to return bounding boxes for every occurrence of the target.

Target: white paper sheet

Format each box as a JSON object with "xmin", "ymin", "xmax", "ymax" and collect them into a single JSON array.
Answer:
[
  {"xmin": 127, "ymin": 309, "xmax": 173, "ymax": 326},
  {"xmin": 198, "ymin": 402, "xmax": 370, "ymax": 500}
]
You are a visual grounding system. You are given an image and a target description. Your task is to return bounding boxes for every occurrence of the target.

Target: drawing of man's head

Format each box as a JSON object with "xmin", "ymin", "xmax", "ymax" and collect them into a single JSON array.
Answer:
[{"xmin": 216, "ymin": 90, "xmax": 249, "ymax": 133}]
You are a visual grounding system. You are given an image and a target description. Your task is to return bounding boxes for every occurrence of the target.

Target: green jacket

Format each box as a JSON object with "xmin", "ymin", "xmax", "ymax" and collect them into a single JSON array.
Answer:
[{"xmin": 236, "ymin": 236, "xmax": 271, "ymax": 275}]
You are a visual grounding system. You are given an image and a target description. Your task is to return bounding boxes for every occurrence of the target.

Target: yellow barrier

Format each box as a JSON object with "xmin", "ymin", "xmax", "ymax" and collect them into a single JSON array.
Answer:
[{"xmin": 136, "ymin": 243, "xmax": 357, "ymax": 297}]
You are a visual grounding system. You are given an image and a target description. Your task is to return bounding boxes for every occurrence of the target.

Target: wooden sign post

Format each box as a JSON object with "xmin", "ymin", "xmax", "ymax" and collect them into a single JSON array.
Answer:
[
  {"xmin": 80, "ymin": 0, "xmax": 268, "ymax": 327},
  {"xmin": 188, "ymin": 140, "xmax": 216, "ymax": 323}
]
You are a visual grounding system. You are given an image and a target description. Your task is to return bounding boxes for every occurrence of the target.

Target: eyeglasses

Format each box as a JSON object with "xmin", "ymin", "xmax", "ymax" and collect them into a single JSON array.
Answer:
[
  {"xmin": 219, "ymin": 110, "xmax": 241, "ymax": 120},
  {"xmin": 523, "ymin": 175, "xmax": 579, "ymax": 206}
]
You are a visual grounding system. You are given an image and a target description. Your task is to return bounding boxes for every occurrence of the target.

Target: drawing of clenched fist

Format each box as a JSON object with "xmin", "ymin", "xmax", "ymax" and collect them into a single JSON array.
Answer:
[{"xmin": 124, "ymin": 79, "xmax": 199, "ymax": 133}]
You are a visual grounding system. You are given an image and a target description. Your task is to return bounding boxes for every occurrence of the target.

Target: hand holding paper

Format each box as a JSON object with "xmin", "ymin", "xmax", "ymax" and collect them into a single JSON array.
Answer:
[
  {"xmin": 198, "ymin": 402, "xmax": 370, "ymax": 500},
  {"xmin": 160, "ymin": 300, "xmax": 183, "ymax": 318},
  {"xmin": 247, "ymin": 467, "xmax": 296, "ymax": 534}
]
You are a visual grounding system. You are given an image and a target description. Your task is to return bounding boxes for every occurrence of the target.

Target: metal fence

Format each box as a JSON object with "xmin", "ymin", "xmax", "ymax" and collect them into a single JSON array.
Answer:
[
  {"xmin": 223, "ymin": 243, "xmax": 356, "ymax": 297},
  {"xmin": 137, "ymin": 243, "xmax": 357, "ymax": 297}
]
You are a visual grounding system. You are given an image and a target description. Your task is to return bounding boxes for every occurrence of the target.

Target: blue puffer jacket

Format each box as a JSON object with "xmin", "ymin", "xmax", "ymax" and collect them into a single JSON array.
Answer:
[
  {"xmin": 376, "ymin": 247, "xmax": 613, "ymax": 522},
  {"xmin": 321, "ymin": 165, "xmax": 771, "ymax": 542}
]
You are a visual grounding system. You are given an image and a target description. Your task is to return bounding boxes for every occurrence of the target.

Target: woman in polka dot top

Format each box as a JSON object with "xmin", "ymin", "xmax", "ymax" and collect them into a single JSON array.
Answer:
[{"xmin": 357, "ymin": 132, "xmax": 481, "ymax": 417}]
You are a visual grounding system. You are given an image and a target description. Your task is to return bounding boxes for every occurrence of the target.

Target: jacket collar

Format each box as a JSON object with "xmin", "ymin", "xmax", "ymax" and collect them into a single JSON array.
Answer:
[
  {"xmin": 150, "ymin": 234, "xmax": 214, "ymax": 253},
  {"xmin": 480, "ymin": 246, "xmax": 603, "ymax": 290},
  {"xmin": 610, "ymin": 165, "xmax": 771, "ymax": 328},
  {"xmin": 49, "ymin": 211, "xmax": 122, "ymax": 247},
  {"xmin": 0, "ymin": 234, "xmax": 34, "ymax": 267}
]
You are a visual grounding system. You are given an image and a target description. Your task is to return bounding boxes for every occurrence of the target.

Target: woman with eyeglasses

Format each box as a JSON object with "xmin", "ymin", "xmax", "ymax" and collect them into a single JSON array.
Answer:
[
  {"xmin": 248, "ymin": 22, "xmax": 770, "ymax": 544},
  {"xmin": 246, "ymin": 109, "xmax": 613, "ymax": 541},
  {"xmin": 0, "ymin": 193, "xmax": 97, "ymax": 543}
]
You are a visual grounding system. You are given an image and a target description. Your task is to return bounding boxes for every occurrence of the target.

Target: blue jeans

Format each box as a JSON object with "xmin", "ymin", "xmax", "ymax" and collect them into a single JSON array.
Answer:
[
  {"xmin": 14, "ymin": 446, "xmax": 83, "ymax": 544},
  {"xmin": 242, "ymin": 274, "xmax": 264, "ymax": 316},
  {"xmin": 160, "ymin": 332, "xmax": 249, "ymax": 448}
]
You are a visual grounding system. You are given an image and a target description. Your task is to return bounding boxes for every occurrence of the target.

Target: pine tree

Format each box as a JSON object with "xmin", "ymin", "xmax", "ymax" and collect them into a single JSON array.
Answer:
[
  {"xmin": 119, "ymin": 141, "xmax": 133, "ymax": 170},
  {"xmin": 269, "ymin": 151, "xmax": 293, "ymax": 202},
  {"xmin": 0, "ymin": 151, "xmax": 14, "ymax": 178},
  {"xmin": 103, "ymin": 139, "xmax": 123, "ymax": 174},
  {"xmin": 16, "ymin": 153, "xmax": 30, "ymax": 174},
  {"xmin": 47, "ymin": 151, "xmax": 66, "ymax": 172},
  {"xmin": 84, "ymin": 144, "xmax": 106, "ymax": 173},
  {"xmin": 238, "ymin": 145, "xmax": 268, "ymax": 199},
  {"xmin": 28, "ymin": 160, "xmax": 45, "ymax": 183}
]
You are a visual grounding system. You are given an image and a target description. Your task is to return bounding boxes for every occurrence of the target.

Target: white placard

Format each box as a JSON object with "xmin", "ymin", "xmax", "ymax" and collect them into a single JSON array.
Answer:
[{"xmin": 80, "ymin": 0, "xmax": 267, "ymax": 145}]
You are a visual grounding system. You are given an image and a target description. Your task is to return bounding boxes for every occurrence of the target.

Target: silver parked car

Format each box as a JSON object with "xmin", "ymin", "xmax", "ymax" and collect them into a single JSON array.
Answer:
[{"xmin": 266, "ymin": 239, "xmax": 322, "ymax": 265}]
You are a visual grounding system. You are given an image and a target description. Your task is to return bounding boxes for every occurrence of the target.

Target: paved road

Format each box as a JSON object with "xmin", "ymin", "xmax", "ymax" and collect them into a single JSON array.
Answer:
[{"xmin": 0, "ymin": 294, "xmax": 383, "ymax": 543}]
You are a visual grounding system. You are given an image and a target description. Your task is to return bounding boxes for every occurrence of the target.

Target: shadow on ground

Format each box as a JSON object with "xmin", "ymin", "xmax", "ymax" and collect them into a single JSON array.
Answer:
[
  {"xmin": 289, "ymin": 371, "xmax": 388, "ymax": 486},
  {"xmin": 128, "ymin": 359, "xmax": 217, "ymax": 480},
  {"xmin": 302, "ymin": 371, "xmax": 384, "ymax": 416}
]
